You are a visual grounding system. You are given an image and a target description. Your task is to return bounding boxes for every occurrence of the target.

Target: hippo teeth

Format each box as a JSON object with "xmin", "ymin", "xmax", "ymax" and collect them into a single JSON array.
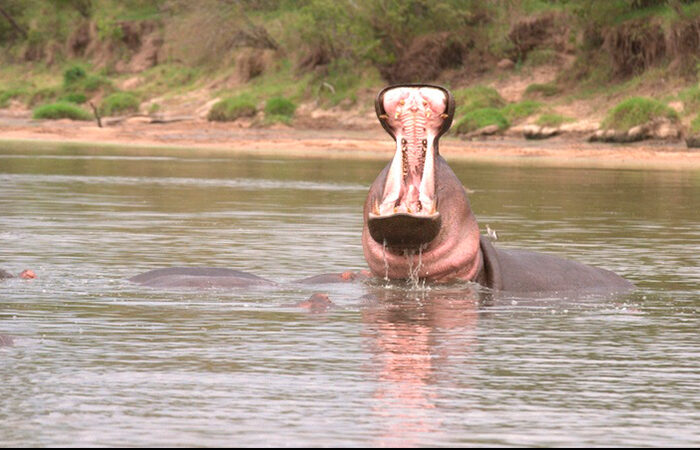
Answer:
[{"xmin": 372, "ymin": 87, "xmax": 447, "ymax": 220}]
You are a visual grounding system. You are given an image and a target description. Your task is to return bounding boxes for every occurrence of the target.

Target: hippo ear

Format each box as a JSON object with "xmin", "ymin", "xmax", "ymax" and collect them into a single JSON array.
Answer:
[{"xmin": 375, "ymin": 84, "xmax": 455, "ymax": 141}]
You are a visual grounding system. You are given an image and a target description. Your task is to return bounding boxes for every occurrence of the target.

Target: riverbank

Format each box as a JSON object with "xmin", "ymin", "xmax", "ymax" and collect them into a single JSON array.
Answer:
[{"xmin": 1, "ymin": 114, "xmax": 699, "ymax": 171}]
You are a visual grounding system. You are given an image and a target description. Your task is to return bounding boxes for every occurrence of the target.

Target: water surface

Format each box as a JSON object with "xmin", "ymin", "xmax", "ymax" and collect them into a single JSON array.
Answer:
[{"xmin": 1, "ymin": 143, "xmax": 698, "ymax": 446}]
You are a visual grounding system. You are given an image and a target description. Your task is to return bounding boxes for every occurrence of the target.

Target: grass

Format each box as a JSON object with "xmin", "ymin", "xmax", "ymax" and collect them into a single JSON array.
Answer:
[
  {"xmin": 536, "ymin": 113, "xmax": 573, "ymax": 127},
  {"xmin": 679, "ymin": 86, "xmax": 700, "ymax": 115},
  {"xmin": 263, "ymin": 96, "xmax": 297, "ymax": 123},
  {"xmin": 601, "ymin": 96, "xmax": 679, "ymax": 131},
  {"xmin": 100, "ymin": 92, "xmax": 140, "ymax": 116},
  {"xmin": 501, "ymin": 100, "xmax": 542, "ymax": 122},
  {"xmin": 59, "ymin": 93, "xmax": 87, "ymax": 104},
  {"xmin": 690, "ymin": 114, "xmax": 700, "ymax": 135},
  {"xmin": 207, "ymin": 95, "xmax": 257, "ymax": 122},
  {"xmin": 0, "ymin": 87, "xmax": 29, "ymax": 108},
  {"xmin": 453, "ymin": 86, "xmax": 506, "ymax": 112},
  {"xmin": 524, "ymin": 82, "xmax": 560, "ymax": 98},
  {"xmin": 454, "ymin": 108, "xmax": 509, "ymax": 134},
  {"xmin": 32, "ymin": 102, "xmax": 92, "ymax": 120}
]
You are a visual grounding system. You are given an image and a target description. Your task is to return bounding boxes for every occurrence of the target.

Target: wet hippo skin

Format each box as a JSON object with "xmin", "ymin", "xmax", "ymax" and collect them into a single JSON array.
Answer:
[
  {"xmin": 362, "ymin": 84, "xmax": 634, "ymax": 293},
  {"xmin": 131, "ymin": 85, "xmax": 633, "ymax": 294}
]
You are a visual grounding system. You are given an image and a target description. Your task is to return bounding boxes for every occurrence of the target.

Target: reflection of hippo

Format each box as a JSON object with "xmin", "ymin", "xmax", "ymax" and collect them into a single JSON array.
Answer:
[
  {"xmin": 131, "ymin": 85, "xmax": 633, "ymax": 294},
  {"xmin": 0, "ymin": 334, "xmax": 14, "ymax": 347}
]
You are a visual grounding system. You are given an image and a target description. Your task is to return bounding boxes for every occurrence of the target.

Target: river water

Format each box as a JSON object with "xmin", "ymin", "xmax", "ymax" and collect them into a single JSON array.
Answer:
[{"xmin": 1, "ymin": 142, "xmax": 698, "ymax": 446}]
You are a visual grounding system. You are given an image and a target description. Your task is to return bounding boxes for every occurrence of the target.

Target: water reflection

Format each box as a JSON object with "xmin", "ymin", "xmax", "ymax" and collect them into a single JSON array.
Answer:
[
  {"xmin": 1, "ymin": 144, "xmax": 698, "ymax": 446},
  {"xmin": 362, "ymin": 284, "xmax": 480, "ymax": 446}
]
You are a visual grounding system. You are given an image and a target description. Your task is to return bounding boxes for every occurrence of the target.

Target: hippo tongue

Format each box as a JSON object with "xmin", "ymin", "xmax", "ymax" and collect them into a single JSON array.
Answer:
[{"xmin": 368, "ymin": 86, "xmax": 449, "ymax": 249}]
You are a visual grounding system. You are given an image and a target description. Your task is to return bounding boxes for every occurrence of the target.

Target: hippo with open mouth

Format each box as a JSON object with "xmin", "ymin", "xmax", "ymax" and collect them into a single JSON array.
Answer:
[
  {"xmin": 363, "ymin": 84, "xmax": 633, "ymax": 292},
  {"xmin": 131, "ymin": 85, "xmax": 633, "ymax": 294}
]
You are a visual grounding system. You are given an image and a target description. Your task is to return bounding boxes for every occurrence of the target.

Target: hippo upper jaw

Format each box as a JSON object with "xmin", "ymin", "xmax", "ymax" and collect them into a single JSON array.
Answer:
[
  {"xmin": 363, "ymin": 85, "xmax": 482, "ymax": 282},
  {"xmin": 367, "ymin": 85, "xmax": 452, "ymax": 250}
]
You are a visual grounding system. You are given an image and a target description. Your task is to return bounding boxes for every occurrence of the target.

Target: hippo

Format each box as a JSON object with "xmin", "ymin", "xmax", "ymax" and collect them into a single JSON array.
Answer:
[
  {"xmin": 1, "ymin": 269, "xmax": 36, "ymax": 280},
  {"xmin": 131, "ymin": 84, "xmax": 633, "ymax": 294}
]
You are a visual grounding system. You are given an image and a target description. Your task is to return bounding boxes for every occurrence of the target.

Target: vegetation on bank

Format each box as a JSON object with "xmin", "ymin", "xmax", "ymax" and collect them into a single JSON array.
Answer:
[
  {"xmin": 32, "ymin": 102, "xmax": 92, "ymax": 120},
  {"xmin": 207, "ymin": 95, "xmax": 257, "ymax": 122},
  {"xmin": 1, "ymin": 0, "xmax": 699, "ymax": 135},
  {"xmin": 602, "ymin": 97, "xmax": 679, "ymax": 131},
  {"xmin": 100, "ymin": 91, "xmax": 139, "ymax": 115}
]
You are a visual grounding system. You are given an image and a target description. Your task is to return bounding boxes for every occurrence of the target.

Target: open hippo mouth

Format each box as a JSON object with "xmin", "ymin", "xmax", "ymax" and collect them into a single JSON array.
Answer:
[{"xmin": 367, "ymin": 84, "xmax": 455, "ymax": 249}]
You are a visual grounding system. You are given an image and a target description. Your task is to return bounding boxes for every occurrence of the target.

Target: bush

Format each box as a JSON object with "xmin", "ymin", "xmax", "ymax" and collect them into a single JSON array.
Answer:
[
  {"xmin": 454, "ymin": 86, "xmax": 506, "ymax": 112},
  {"xmin": 679, "ymin": 86, "xmax": 700, "ymax": 115},
  {"xmin": 602, "ymin": 96, "xmax": 679, "ymax": 131},
  {"xmin": 32, "ymin": 102, "xmax": 92, "ymax": 121},
  {"xmin": 524, "ymin": 83, "xmax": 560, "ymax": 98},
  {"xmin": 207, "ymin": 95, "xmax": 257, "ymax": 122},
  {"xmin": 264, "ymin": 97, "xmax": 297, "ymax": 117},
  {"xmin": 0, "ymin": 88, "xmax": 28, "ymax": 108},
  {"xmin": 60, "ymin": 93, "xmax": 87, "ymax": 104},
  {"xmin": 63, "ymin": 65, "xmax": 87, "ymax": 87},
  {"xmin": 536, "ymin": 113, "xmax": 573, "ymax": 127},
  {"xmin": 454, "ymin": 108, "xmax": 509, "ymax": 134},
  {"xmin": 690, "ymin": 114, "xmax": 700, "ymax": 135},
  {"xmin": 501, "ymin": 100, "xmax": 542, "ymax": 122},
  {"xmin": 100, "ymin": 92, "xmax": 140, "ymax": 116}
]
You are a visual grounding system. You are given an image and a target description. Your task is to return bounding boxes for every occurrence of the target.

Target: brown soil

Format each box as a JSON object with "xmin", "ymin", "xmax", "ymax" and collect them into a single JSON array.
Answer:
[{"xmin": 1, "ymin": 114, "xmax": 698, "ymax": 170}]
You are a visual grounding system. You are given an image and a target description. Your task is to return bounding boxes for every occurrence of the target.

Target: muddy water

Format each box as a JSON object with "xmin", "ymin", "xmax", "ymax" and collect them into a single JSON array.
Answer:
[{"xmin": 1, "ymin": 143, "xmax": 698, "ymax": 446}]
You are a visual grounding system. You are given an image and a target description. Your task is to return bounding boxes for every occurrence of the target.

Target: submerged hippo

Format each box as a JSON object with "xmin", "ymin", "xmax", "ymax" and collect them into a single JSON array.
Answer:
[
  {"xmin": 1, "ymin": 269, "xmax": 36, "ymax": 280},
  {"xmin": 132, "ymin": 84, "xmax": 633, "ymax": 294}
]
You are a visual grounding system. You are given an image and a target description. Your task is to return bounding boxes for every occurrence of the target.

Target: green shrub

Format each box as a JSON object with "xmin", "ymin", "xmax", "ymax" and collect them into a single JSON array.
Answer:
[
  {"xmin": 679, "ymin": 86, "xmax": 700, "ymax": 115},
  {"xmin": 28, "ymin": 86, "xmax": 61, "ymax": 106},
  {"xmin": 264, "ymin": 97, "xmax": 297, "ymax": 117},
  {"xmin": 100, "ymin": 92, "xmax": 140, "ymax": 116},
  {"xmin": 454, "ymin": 86, "xmax": 506, "ymax": 112},
  {"xmin": 536, "ymin": 113, "xmax": 573, "ymax": 127},
  {"xmin": 602, "ymin": 97, "xmax": 679, "ymax": 131},
  {"xmin": 32, "ymin": 102, "xmax": 92, "ymax": 121},
  {"xmin": 63, "ymin": 65, "xmax": 87, "ymax": 87},
  {"xmin": 0, "ymin": 88, "xmax": 28, "ymax": 108},
  {"xmin": 60, "ymin": 92, "xmax": 87, "ymax": 104},
  {"xmin": 690, "ymin": 114, "xmax": 700, "ymax": 135},
  {"xmin": 454, "ymin": 108, "xmax": 509, "ymax": 134},
  {"xmin": 207, "ymin": 95, "xmax": 257, "ymax": 122},
  {"xmin": 524, "ymin": 83, "xmax": 560, "ymax": 98},
  {"xmin": 501, "ymin": 100, "xmax": 542, "ymax": 122}
]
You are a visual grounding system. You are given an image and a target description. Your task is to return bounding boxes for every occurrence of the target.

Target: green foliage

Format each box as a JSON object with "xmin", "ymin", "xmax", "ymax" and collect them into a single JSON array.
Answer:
[
  {"xmin": 63, "ymin": 65, "xmax": 112, "ymax": 95},
  {"xmin": 454, "ymin": 86, "xmax": 506, "ymax": 112},
  {"xmin": 690, "ymin": 114, "xmax": 700, "ymax": 134},
  {"xmin": 501, "ymin": 100, "xmax": 542, "ymax": 122},
  {"xmin": 454, "ymin": 108, "xmax": 509, "ymax": 134},
  {"xmin": 536, "ymin": 113, "xmax": 573, "ymax": 127},
  {"xmin": 100, "ymin": 91, "xmax": 140, "ymax": 116},
  {"xmin": 525, "ymin": 83, "xmax": 560, "ymax": 98},
  {"xmin": 32, "ymin": 102, "xmax": 92, "ymax": 120},
  {"xmin": 524, "ymin": 49, "xmax": 559, "ymax": 66},
  {"xmin": 264, "ymin": 96, "xmax": 296, "ymax": 117},
  {"xmin": 679, "ymin": 86, "xmax": 700, "ymax": 115},
  {"xmin": 63, "ymin": 65, "xmax": 87, "ymax": 86},
  {"xmin": 59, "ymin": 92, "xmax": 87, "ymax": 104},
  {"xmin": 0, "ymin": 87, "xmax": 28, "ymax": 108},
  {"xmin": 28, "ymin": 86, "xmax": 62, "ymax": 106},
  {"xmin": 602, "ymin": 96, "xmax": 679, "ymax": 130},
  {"xmin": 207, "ymin": 95, "xmax": 257, "ymax": 122}
]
